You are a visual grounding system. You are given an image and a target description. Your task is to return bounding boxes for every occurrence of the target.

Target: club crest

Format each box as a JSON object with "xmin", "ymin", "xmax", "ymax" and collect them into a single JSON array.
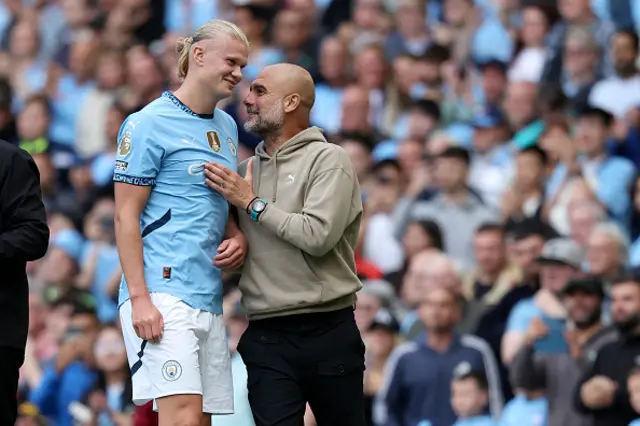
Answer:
[
  {"xmin": 162, "ymin": 360, "xmax": 182, "ymax": 381},
  {"xmin": 207, "ymin": 131, "xmax": 221, "ymax": 152}
]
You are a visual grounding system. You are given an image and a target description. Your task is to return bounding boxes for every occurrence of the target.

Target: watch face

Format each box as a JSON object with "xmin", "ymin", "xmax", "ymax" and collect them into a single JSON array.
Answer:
[{"xmin": 252, "ymin": 199, "xmax": 266, "ymax": 212}]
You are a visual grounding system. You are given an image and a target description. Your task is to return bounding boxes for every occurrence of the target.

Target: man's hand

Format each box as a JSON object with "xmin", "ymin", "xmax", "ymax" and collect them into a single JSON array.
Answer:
[
  {"xmin": 205, "ymin": 159, "xmax": 255, "ymax": 209},
  {"xmin": 581, "ymin": 375, "xmax": 618, "ymax": 409},
  {"xmin": 524, "ymin": 317, "xmax": 549, "ymax": 345},
  {"xmin": 215, "ymin": 233, "xmax": 247, "ymax": 270},
  {"xmin": 131, "ymin": 295, "xmax": 164, "ymax": 343}
]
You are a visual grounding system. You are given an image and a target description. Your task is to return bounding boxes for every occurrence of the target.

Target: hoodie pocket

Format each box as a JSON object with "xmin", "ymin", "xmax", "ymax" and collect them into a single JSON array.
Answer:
[{"xmin": 241, "ymin": 248, "xmax": 322, "ymax": 313}]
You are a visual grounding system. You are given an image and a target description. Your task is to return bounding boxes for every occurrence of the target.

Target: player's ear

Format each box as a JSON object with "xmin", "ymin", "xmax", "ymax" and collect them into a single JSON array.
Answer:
[
  {"xmin": 193, "ymin": 45, "xmax": 205, "ymax": 67},
  {"xmin": 283, "ymin": 94, "xmax": 300, "ymax": 113}
]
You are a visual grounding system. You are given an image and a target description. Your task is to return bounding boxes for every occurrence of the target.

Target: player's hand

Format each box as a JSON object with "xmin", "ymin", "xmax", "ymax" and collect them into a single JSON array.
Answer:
[
  {"xmin": 215, "ymin": 233, "xmax": 247, "ymax": 270},
  {"xmin": 204, "ymin": 159, "xmax": 255, "ymax": 209},
  {"xmin": 131, "ymin": 296, "xmax": 164, "ymax": 343}
]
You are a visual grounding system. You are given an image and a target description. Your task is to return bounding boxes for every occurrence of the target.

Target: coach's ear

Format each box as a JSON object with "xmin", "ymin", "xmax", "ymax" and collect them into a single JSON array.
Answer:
[{"xmin": 283, "ymin": 94, "xmax": 301, "ymax": 113}]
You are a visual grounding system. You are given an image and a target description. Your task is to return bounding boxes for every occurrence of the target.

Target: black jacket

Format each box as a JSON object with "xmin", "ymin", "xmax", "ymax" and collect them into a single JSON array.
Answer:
[
  {"xmin": 573, "ymin": 334, "xmax": 640, "ymax": 426},
  {"xmin": 0, "ymin": 140, "xmax": 49, "ymax": 349}
]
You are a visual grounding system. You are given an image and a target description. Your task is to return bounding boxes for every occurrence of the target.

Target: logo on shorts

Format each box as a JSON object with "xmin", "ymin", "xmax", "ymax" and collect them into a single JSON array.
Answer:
[
  {"xmin": 207, "ymin": 131, "xmax": 221, "ymax": 152},
  {"xmin": 162, "ymin": 360, "xmax": 182, "ymax": 381},
  {"xmin": 228, "ymin": 138, "xmax": 237, "ymax": 157}
]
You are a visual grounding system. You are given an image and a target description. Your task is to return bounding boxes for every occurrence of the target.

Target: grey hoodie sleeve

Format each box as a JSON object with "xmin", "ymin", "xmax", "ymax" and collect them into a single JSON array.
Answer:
[{"xmin": 258, "ymin": 149, "xmax": 360, "ymax": 257}]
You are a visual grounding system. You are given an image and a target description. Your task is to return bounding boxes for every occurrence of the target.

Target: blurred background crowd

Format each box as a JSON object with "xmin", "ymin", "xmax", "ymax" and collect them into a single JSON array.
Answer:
[{"xmin": 4, "ymin": 0, "xmax": 640, "ymax": 424}]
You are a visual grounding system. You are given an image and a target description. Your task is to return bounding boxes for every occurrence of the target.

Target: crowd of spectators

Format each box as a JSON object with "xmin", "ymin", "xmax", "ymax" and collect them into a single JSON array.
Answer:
[{"xmin": 3, "ymin": 0, "xmax": 640, "ymax": 425}]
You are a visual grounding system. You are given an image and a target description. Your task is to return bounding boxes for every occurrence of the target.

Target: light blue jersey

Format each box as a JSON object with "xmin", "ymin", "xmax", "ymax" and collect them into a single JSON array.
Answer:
[{"xmin": 113, "ymin": 91, "xmax": 239, "ymax": 314}]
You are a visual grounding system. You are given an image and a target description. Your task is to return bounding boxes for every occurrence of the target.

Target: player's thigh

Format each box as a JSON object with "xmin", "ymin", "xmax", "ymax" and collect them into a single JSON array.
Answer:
[
  {"xmin": 200, "ymin": 313, "xmax": 234, "ymax": 415},
  {"xmin": 120, "ymin": 294, "xmax": 205, "ymax": 409},
  {"xmin": 237, "ymin": 326, "xmax": 307, "ymax": 426},
  {"xmin": 304, "ymin": 317, "xmax": 366, "ymax": 426},
  {"xmin": 155, "ymin": 394, "xmax": 204, "ymax": 426}
]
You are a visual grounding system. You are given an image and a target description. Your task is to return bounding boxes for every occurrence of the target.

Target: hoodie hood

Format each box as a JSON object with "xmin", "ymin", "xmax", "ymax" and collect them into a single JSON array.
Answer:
[{"xmin": 253, "ymin": 126, "xmax": 327, "ymax": 202}]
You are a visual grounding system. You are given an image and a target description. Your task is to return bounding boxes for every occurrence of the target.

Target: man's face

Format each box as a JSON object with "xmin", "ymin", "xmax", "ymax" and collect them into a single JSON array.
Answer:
[
  {"xmin": 563, "ymin": 39, "xmax": 598, "ymax": 77},
  {"xmin": 564, "ymin": 291, "xmax": 601, "ymax": 328},
  {"xmin": 481, "ymin": 67, "xmax": 506, "ymax": 104},
  {"xmin": 611, "ymin": 282, "xmax": 640, "ymax": 328},
  {"xmin": 574, "ymin": 116, "xmax": 607, "ymax": 156},
  {"xmin": 568, "ymin": 205, "xmax": 598, "ymax": 247},
  {"xmin": 586, "ymin": 232, "xmax": 620, "ymax": 276},
  {"xmin": 558, "ymin": 0, "xmax": 589, "ymax": 21},
  {"xmin": 434, "ymin": 157, "xmax": 466, "ymax": 191},
  {"xmin": 319, "ymin": 38, "xmax": 347, "ymax": 82},
  {"xmin": 244, "ymin": 73, "xmax": 286, "ymax": 135},
  {"xmin": 274, "ymin": 10, "xmax": 308, "ymax": 50},
  {"xmin": 341, "ymin": 140, "xmax": 371, "ymax": 180},
  {"xmin": 503, "ymin": 82, "xmax": 536, "ymax": 130},
  {"xmin": 473, "ymin": 231, "xmax": 505, "ymax": 276},
  {"xmin": 513, "ymin": 235, "xmax": 546, "ymax": 278},
  {"xmin": 199, "ymin": 37, "xmax": 247, "ymax": 99},
  {"xmin": 515, "ymin": 151, "xmax": 544, "ymax": 189},
  {"xmin": 613, "ymin": 33, "xmax": 638, "ymax": 77},
  {"xmin": 419, "ymin": 288, "xmax": 460, "ymax": 333},
  {"xmin": 539, "ymin": 263, "xmax": 576, "ymax": 293}
]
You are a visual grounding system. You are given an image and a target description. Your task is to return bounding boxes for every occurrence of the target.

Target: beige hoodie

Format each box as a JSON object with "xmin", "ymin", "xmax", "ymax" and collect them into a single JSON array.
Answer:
[{"xmin": 237, "ymin": 127, "xmax": 363, "ymax": 319}]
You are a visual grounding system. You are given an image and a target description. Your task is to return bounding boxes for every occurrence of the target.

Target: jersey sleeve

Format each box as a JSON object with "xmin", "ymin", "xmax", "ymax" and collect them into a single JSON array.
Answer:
[{"xmin": 113, "ymin": 113, "xmax": 164, "ymax": 186}]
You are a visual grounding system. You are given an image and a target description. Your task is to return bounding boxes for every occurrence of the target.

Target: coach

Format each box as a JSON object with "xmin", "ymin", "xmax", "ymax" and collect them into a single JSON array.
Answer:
[
  {"xmin": 204, "ymin": 63, "xmax": 365, "ymax": 426},
  {"xmin": 0, "ymin": 140, "xmax": 49, "ymax": 424}
]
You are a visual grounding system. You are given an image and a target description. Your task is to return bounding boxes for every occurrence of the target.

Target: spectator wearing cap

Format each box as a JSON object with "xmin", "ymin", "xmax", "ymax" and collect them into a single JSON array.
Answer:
[
  {"xmin": 29, "ymin": 301, "xmax": 100, "ymax": 426},
  {"xmin": 374, "ymin": 287, "xmax": 503, "ymax": 426},
  {"xmin": 468, "ymin": 105, "xmax": 514, "ymax": 208},
  {"xmin": 449, "ymin": 370, "xmax": 498, "ymax": 426},
  {"xmin": 502, "ymin": 238, "xmax": 583, "ymax": 364},
  {"xmin": 216, "ymin": 301, "xmax": 255, "ymax": 426},
  {"xmin": 546, "ymin": 106, "xmax": 636, "ymax": 228},
  {"xmin": 510, "ymin": 277, "xmax": 617, "ymax": 426},
  {"xmin": 589, "ymin": 30, "xmax": 640, "ymax": 119},
  {"xmin": 574, "ymin": 274, "xmax": 640, "ymax": 426},
  {"xmin": 364, "ymin": 308, "xmax": 401, "ymax": 426},
  {"xmin": 393, "ymin": 147, "xmax": 498, "ymax": 271}
]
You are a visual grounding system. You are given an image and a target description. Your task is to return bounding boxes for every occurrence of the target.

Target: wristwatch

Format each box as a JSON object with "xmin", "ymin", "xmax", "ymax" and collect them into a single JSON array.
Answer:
[{"xmin": 249, "ymin": 198, "xmax": 267, "ymax": 222}]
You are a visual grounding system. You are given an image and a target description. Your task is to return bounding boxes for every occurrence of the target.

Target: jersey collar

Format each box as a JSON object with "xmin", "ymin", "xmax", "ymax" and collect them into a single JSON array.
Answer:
[{"xmin": 162, "ymin": 91, "xmax": 214, "ymax": 120}]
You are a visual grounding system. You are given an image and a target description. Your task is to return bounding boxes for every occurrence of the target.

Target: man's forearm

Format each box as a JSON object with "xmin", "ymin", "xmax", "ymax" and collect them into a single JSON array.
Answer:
[
  {"xmin": 115, "ymin": 215, "xmax": 148, "ymax": 300},
  {"xmin": 224, "ymin": 209, "xmax": 242, "ymax": 238}
]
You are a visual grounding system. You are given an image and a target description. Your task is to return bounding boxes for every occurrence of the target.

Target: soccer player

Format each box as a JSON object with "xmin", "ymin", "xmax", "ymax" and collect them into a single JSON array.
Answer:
[{"xmin": 113, "ymin": 20, "xmax": 249, "ymax": 426}]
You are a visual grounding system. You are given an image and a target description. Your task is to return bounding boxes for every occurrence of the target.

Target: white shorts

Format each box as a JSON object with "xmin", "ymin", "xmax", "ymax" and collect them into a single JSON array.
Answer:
[{"xmin": 119, "ymin": 292, "xmax": 234, "ymax": 414}]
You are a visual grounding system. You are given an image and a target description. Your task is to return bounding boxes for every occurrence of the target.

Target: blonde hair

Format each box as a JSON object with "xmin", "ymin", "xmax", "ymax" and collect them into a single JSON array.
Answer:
[{"xmin": 176, "ymin": 19, "xmax": 249, "ymax": 81}]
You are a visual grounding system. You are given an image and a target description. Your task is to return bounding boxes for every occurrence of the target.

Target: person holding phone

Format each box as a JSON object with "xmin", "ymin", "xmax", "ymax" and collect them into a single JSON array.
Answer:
[{"xmin": 510, "ymin": 278, "xmax": 617, "ymax": 426}]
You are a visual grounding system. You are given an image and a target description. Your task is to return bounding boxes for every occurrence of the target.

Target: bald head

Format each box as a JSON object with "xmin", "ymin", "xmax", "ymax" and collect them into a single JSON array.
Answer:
[{"xmin": 260, "ymin": 63, "xmax": 315, "ymax": 110}]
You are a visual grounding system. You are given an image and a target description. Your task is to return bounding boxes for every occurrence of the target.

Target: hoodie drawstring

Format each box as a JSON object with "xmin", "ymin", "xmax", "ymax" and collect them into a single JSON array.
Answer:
[{"xmin": 272, "ymin": 156, "xmax": 277, "ymax": 202}]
